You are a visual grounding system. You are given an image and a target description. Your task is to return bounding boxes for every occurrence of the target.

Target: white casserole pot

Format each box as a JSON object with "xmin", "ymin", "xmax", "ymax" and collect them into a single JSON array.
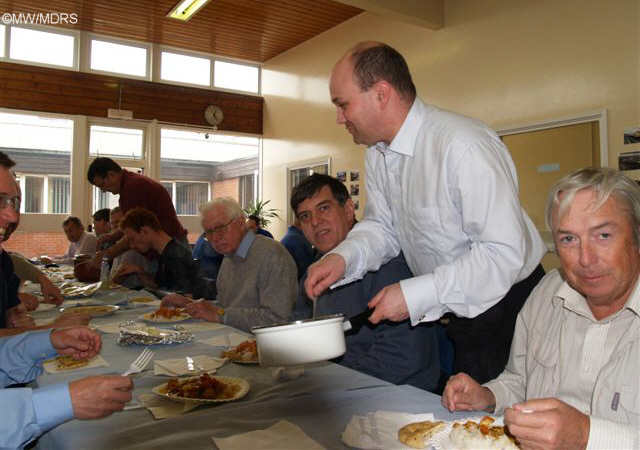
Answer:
[{"xmin": 251, "ymin": 314, "xmax": 346, "ymax": 367}]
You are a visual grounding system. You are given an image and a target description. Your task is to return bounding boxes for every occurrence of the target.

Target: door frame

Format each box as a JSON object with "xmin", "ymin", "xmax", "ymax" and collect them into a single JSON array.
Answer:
[{"xmin": 495, "ymin": 109, "xmax": 608, "ymax": 167}]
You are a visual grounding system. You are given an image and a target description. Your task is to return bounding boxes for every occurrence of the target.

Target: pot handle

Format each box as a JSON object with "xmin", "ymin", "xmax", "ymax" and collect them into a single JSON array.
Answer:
[{"xmin": 342, "ymin": 309, "xmax": 374, "ymax": 333}]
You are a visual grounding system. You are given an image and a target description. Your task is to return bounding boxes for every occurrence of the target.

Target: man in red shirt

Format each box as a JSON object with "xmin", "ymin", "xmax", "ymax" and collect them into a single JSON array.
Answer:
[{"xmin": 87, "ymin": 157, "xmax": 188, "ymax": 265}]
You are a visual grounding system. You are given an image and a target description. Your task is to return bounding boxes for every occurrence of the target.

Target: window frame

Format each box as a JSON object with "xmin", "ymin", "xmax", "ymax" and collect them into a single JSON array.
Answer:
[
  {"xmin": 213, "ymin": 57, "xmax": 261, "ymax": 95},
  {"xmin": 4, "ymin": 24, "xmax": 80, "ymax": 70},
  {"xmin": 158, "ymin": 46, "xmax": 213, "ymax": 89},
  {"xmin": 83, "ymin": 33, "xmax": 152, "ymax": 80}
]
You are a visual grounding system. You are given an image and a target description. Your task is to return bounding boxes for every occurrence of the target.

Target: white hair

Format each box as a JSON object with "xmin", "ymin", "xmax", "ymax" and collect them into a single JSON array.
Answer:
[{"xmin": 199, "ymin": 197, "xmax": 246, "ymax": 220}]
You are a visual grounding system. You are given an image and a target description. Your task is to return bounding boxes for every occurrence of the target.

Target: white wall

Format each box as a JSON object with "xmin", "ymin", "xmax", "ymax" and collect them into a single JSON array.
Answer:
[{"xmin": 261, "ymin": 0, "xmax": 639, "ymax": 239}]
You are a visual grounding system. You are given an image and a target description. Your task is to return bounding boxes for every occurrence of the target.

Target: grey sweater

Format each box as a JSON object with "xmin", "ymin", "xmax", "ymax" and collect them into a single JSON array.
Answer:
[{"xmin": 217, "ymin": 234, "xmax": 297, "ymax": 332}]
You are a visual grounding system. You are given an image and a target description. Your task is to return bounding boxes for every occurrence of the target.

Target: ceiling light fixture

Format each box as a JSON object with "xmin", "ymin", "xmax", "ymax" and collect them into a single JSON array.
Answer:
[{"xmin": 166, "ymin": 0, "xmax": 212, "ymax": 21}]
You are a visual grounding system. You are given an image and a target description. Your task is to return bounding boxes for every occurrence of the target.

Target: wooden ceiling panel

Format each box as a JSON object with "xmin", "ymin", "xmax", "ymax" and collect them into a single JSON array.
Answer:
[{"xmin": 0, "ymin": 0, "xmax": 362, "ymax": 62}]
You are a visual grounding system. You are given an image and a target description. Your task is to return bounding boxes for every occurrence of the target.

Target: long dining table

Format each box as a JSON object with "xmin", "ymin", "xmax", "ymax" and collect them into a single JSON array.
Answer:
[{"xmin": 26, "ymin": 279, "xmax": 473, "ymax": 449}]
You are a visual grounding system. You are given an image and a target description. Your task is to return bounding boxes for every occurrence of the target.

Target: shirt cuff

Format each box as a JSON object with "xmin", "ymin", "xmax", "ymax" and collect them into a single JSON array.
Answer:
[
  {"xmin": 32, "ymin": 383, "xmax": 74, "ymax": 432},
  {"xmin": 587, "ymin": 416, "xmax": 638, "ymax": 449},
  {"xmin": 26, "ymin": 330, "xmax": 57, "ymax": 362},
  {"xmin": 482, "ymin": 381, "xmax": 507, "ymax": 415},
  {"xmin": 400, "ymin": 273, "xmax": 440, "ymax": 325}
]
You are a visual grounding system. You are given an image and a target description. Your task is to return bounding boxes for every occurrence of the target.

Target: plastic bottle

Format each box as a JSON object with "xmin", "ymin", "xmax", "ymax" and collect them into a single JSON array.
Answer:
[{"xmin": 100, "ymin": 256, "xmax": 110, "ymax": 290}]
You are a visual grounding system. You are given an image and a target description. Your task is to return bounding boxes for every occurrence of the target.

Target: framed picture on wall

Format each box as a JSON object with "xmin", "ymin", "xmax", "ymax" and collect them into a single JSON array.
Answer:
[
  {"xmin": 350, "ymin": 184, "xmax": 359, "ymax": 196},
  {"xmin": 350, "ymin": 170, "xmax": 359, "ymax": 181},
  {"xmin": 336, "ymin": 171, "xmax": 346, "ymax": 182},
  {"xmin": 353, "ymin": 199, "xmax": 359, "ymax": 210}
]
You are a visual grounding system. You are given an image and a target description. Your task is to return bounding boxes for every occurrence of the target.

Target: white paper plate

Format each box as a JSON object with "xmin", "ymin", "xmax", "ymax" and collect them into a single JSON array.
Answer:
[
  {"xmin": 60, "ymin": 304, "xmax": 119, "ymax": 317},
  {"xmin": 139, "ymin": 311, "xmax": 191, "ymax": 323},
  {"xmin": 429, "ymin": 416, "xmax": 513, "ymax": 450},
  {"xmin": 152, "ymin": 375, "xmax": 249, "ymax": 404}
]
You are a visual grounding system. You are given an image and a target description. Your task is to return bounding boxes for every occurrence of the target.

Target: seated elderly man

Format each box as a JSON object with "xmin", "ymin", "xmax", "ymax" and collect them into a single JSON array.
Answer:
[
  {"xmin": 1, "ymin": 327, "xmax": 133, "ymax": 449},
  {"xmin": 442, "ymin": 167, "xmax": 640, "ymax": 449},
  {"xmin": 40, "ymin": 217, "xmax": 97, "ymax": 265},
  {"xmin": 291, "ymin": 174, "xmax": 440, "ymax": 391},
  {"xmin": 115, "ymin": 207, "xmax": 212, "ymax": 297},
  {"xmin": 108, "ymin": 206, "xmax": 155, "ymax": 289},
  {"xmin": 162, "ymin": 197, "xmax": 297, "ymax": 332}
]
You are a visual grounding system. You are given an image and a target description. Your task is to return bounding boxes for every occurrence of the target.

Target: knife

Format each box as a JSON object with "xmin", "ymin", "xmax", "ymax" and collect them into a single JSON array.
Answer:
[{"xmin": 342, "ymin": 309, "xmax": 374, "ymax": 333}]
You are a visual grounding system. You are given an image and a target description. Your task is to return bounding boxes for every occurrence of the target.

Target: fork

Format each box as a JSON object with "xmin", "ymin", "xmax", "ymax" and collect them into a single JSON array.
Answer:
[{"xmin": 121, "ymin": 347, "xmax": 154, "ymax": 377}]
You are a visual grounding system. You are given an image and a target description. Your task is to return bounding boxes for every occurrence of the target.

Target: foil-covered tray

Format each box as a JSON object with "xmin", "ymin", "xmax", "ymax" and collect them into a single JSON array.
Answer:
[{"xmin": 117, "ymin": 321, "xmax": 194, "ymax": 346}]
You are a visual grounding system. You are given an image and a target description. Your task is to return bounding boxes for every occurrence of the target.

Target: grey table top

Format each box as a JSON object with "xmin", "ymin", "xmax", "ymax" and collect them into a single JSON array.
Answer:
[{"xmin": 30, "ymin": 288, "xmax": 472, "ymax": 450}]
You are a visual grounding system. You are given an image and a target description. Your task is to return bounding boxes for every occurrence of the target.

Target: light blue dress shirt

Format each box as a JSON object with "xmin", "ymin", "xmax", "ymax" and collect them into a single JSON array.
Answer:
[{"xmin": 1, "ymin": 331, "xmax": 74, "ymax": 450}]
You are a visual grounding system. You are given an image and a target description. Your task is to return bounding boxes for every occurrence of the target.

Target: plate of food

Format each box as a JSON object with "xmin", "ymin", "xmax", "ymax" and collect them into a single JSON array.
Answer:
[
  {"xmin": 428, "ymin": 416, "xmax": 520, "ymax": 450},
  {"xmin": 118, "ymin": 321, "xmax": 194, "ymax": 346},
  {"xmin": 152, "ymin": 373, "xmax": 249, "ymax": 405},
  {"xmin": 53, "ymin": 355, "xmax": 94, "ymax": 371},
  {"xmin": 139, "ymin": 307, "xmax": 191, "ymax": 323},
  {"xmin": 221, "ymin": 339, "xmax": 259, "ymax": 364},
  {"xmin": 60, "ymin": 304, "xmax": 119, "ymax": 317}
]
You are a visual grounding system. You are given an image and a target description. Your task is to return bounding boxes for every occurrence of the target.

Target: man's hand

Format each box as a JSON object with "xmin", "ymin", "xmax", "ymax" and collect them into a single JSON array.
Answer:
[
  {"xmin": 19, "ymin": 292, "xmax": 39, "ymax": 311},
  {"xmin": 97, "ymin": 232, "xmax": 117, "ymax": 245},
  {"xmin": 69, "ymin": 375, "xmax": 133, "ymax": 419},
  {"xmin": 161, "ymin": 293, "xmax": 193, "ymax": 308},
  {"xmin": 38, "ymin": 274, "xmax": 63, "ymax": 305},
  {"xmin": 89, "ymin": 251, "xmax": 106, "ymax": 268},
  {"xmin": 367, "ymin": 282, "xmax": 409, "ymax": 323},
  {"xmin": 7, "ymin": 304, "xmax": 35, "ymax": 328},
  {"xmin": 54, "ymin": 313, "xmax": 91, "ymax": 327},
  {"xmin": 113, "ymin": 263, "xmax": 140, "ymax": 278},
  {"xmin": 442, "ymin": 373, "xmax": 496, "ymax": 412},
  {"xmin": 304, "ymin": 254, "xmax": 346, "ymax": 299},
  {"xmin": 50, "ymin": 326, "xmax": 102, "ymax": 359},
  {"xmin": 504, "ymin": 398, "xmax": 590, "ymax": 450},
  {"xmin": 184, "ymin": 299, "xmax": 220, "ymax": 322}
]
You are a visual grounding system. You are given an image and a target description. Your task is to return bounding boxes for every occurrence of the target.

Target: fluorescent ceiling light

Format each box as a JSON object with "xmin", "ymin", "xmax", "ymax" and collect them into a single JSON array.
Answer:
[{"xmin": 166, "ymin": 0, "xmax": 212, "ymax": 21}]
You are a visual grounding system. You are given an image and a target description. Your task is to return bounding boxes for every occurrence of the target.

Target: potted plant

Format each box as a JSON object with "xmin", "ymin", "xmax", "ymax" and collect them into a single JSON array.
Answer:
[{"xmin": 243, "ymin": 199, "xmax": 281, "ymax": 227}]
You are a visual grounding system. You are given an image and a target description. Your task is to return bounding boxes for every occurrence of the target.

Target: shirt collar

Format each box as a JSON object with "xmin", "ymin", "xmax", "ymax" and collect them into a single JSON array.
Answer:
[
  {"xmin": 233, "ymin": 230, "xmax": 255, "ymax": 259},
  {"xmin": 370, "ymin": 98, "xmax": 433, "ymax": 157},
  {"xmin": 553, "ymin": 274, "xmax": 640, "ymax": 320}
]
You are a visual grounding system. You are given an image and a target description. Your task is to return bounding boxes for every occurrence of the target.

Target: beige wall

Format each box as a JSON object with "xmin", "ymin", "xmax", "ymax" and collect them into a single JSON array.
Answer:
[{"xmin": 261, "ymin": 0, "xmax": 639, "ymax": 239}]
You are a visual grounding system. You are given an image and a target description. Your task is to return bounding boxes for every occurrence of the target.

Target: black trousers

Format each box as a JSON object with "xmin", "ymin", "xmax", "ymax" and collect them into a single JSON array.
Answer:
[{"xmin": 445, "ymin": 264, "xmax": 546, "ymax": 384}]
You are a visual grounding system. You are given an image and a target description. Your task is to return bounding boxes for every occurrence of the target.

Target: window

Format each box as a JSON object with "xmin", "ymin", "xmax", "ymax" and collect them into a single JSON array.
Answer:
[
  {"xmin": 160, "ymin": 128, "xmax": 260, "ymax": 215},
  {"xmin": 9, "ymin": 26, "xmax": 75, "ymax": 68},
  {"xmin": 89, "ymin": 125, "xmax": 144, "ymax": 159},
  {"xmin": 15, "ymin": 174, "xmax": 70, "ymax": 214},
  {"xmin": 1, "ymin": 111, "xmax": 73, "ymax": 214},
  {"xmin": 90, "ymin": 39, "xmax": 148, "ymax": 77},
  {"xmin": 214, "ymin": 60, "xmax": 259, "ymax": 93},
  {"xmin": 161, "ymin": 51, "xmax": 210, "ymax": 86},
  {"xmin": 238, "ymin": 173, "xmax": 257, "ymax": 209}
]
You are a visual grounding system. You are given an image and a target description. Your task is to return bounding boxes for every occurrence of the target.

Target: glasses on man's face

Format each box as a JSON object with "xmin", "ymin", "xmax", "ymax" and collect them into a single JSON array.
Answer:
[
  {"xmin": 0, "ymin": 194, "xmax": 20, "ymax": 211},
  {"xmin": 204, "ymin": 218, "xmax": 235, "ymax": 239}
]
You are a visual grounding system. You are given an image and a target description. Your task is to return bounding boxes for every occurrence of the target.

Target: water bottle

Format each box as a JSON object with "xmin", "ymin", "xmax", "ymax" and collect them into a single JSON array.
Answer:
[{"xmin": 100, "ymin": 256, "xmax": 110, "ymax": 290}]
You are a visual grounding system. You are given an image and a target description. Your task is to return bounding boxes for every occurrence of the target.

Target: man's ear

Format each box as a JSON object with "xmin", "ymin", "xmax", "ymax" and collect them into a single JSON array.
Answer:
[
  {"xmin": 344, "ymin": 198, "xmax": 355, "ymax": 222},
  {"xmin": 374, "ymin": 81, "xmax": 392, "ymax": 109}
]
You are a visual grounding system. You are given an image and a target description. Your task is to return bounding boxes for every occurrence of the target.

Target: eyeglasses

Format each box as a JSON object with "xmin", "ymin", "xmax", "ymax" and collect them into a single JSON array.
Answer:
[
  {"xmin": 0, "ymin": 194, "xmax": 20, "ymax": 211},
  {"xmin": 204, "ymin": 218, "xmax": 235, "ymax": 238}
]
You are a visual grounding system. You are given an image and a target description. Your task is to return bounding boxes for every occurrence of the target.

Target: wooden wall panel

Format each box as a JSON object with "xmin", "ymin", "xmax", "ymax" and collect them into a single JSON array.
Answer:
[{"xmin": 0, "ymin": 62, "xmax": 263, "ymax": 134}]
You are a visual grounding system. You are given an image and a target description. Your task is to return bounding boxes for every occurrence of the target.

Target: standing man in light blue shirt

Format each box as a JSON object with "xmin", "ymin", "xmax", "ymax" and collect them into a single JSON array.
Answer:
[
  {"xmin": 305, "ymin": 42, "xmax": 546, "ymax": 383},
  {"xmin": 0, "ymin": 327, "xmax": 133, "ymax": 449}
]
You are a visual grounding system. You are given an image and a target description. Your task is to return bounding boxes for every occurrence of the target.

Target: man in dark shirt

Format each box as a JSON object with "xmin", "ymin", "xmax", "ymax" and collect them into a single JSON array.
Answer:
[
  {"xmin": 291, "ymin": 174, "xmax": 440, "ymax": 391},
  {"xmin": 280, "ymin": 217, "xmax": 315, "ymax": 280},
  {"xmin": 87, "ymin": 157, "xmax": 188, "ymax": 266},
  {"xmin": 116, "ymin": 207, "xmax": 212, "ymax": 298},
  {"xmin": 246, "ymin": 215, "xmax": 274, "ymax": 238},
  {"xmin": 0, "ymin": 152, "xmax": 29, "ymax": 330}
]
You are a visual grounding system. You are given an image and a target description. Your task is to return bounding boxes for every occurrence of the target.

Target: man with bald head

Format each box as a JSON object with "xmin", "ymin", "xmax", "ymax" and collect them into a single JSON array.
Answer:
[{"xmin": 305, "ymin": 42, "xmax": 546, "ymax": 383}]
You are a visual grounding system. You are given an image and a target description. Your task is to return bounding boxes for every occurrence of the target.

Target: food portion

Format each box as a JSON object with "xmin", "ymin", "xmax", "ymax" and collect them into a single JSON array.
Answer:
[
  {"xmin": 165, "ymin": 373, "xmax": 240, "ymax": 400},
  {"xmin": 129, "ymin": 297, "xmax": 154, "ymax": 303},
  {"xmin": 142, "ymin": 307, "xmax": 189, "ymax": 322},
  {"xmin": 397, "ymin": 420, "xmax": 445, "ymax": 449},
  {"xmin": 54, "ymin": 355, "xmax": 91, "ymax": 370},
  {"xmin": 221, "ymin": 339, "xmax": 258, "ymax": 363},
  {"xmin": 59, "ymin": 281, "xmax": 101, "ymax": 298},
  {"xmin": 60, "ymin": 305, "xmax": 117, "ymax": 317},
  {"xmin": 449, "ymin": 416, "xmax": 520, "ymax": 449}
]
